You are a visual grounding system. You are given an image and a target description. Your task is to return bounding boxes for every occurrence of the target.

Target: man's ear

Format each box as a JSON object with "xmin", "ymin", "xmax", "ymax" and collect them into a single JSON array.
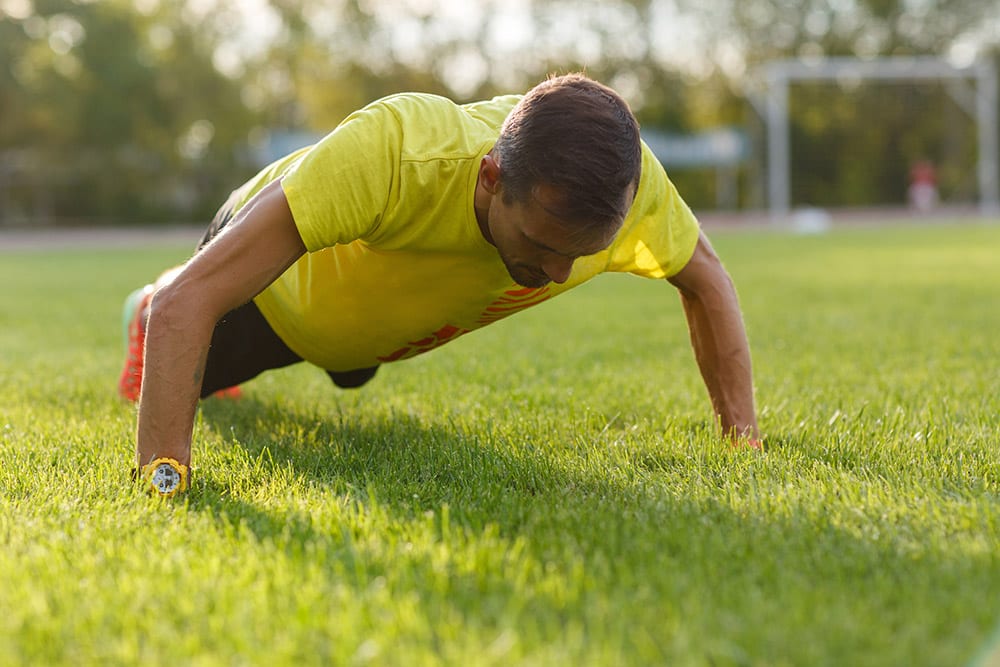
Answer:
[{"xmin": 479, "ymin": 154, "xmax": 501, "ymax": 195}]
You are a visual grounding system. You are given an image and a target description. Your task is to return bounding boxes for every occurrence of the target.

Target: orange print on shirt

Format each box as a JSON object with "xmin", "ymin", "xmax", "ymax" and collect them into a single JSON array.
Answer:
[
  {"xmin": 376, "ymin": 323, "xmax": 470, "ymax": 362},
  {"xmin": 375, "ymin": 286, "xmax": 552, "ymax": 363},
  {"xmin": 476, "ymin": 285, "xmax": 551, "ymax": 325}
]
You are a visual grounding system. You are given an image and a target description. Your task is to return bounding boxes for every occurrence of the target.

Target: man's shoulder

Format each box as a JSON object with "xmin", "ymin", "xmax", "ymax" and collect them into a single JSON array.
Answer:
[
  {"xmin": 350, "ymin": 92, "xmax": 514, "ymax": 161},
  {"xmin": 460, "ymin": 94, "xmax": 522, "ymax": 128},
  {"xmin": 368, "ymin": 92, "xmax": 520, "ymax": 132},
  {"xmin": 372, "ymin": 91, "xmax": 457, "ymax": 114}
]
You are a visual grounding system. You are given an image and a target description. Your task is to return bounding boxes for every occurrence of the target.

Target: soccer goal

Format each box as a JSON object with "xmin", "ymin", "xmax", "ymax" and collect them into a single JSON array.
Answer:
[{"xmin": 756, "ymin": 57, "xmax": 998, "ymax": 220}]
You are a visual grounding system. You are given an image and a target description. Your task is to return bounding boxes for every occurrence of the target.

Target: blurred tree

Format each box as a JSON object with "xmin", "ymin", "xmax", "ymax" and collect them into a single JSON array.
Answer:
[
  {"xmin": 680, "ymin": 0, "xmax": 997, "ymax": 65},
  {"xmin": 244, "ymin": 0, "xmax": 721, "ymax": 205},
  {"xmin": 675, "ymin": 0, "xmax": 999, "ymax": 207},
  {"xmin": 1, "ymin": 0, "xmax": 260, "ymax": 224},
  {"xmin": 1, "ymin": 0, "xmax": 995, "ymax": 222}
]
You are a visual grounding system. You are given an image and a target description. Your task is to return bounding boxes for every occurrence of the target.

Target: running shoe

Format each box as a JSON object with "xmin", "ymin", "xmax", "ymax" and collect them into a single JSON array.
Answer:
[{"xmin": 117, "ymin": 285, "xmax": 153, "ymax": 402}]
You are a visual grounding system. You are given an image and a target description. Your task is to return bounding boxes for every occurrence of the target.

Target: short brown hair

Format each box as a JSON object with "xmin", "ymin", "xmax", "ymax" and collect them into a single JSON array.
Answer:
[{"xmin": 493, "ymin": 73, "xmax": 641, "ymax": 235}]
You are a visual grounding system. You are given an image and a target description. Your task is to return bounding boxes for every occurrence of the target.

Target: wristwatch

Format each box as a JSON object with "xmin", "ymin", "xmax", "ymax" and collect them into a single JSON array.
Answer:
[{"xmin": 141, "ymin": 458, "xmax": 190, "ymax": 497}]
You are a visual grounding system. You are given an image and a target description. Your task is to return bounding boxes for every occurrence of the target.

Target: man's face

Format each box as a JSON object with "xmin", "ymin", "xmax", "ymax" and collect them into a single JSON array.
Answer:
[{"xmin": 487, "ymin": 184, "xmax": 617, "ymax": 288}]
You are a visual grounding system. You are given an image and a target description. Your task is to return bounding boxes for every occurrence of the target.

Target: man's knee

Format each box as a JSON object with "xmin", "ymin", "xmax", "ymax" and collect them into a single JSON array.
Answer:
[{"xmin": 327, "ymin": 366, "xmax": 379, "ymax": 389}]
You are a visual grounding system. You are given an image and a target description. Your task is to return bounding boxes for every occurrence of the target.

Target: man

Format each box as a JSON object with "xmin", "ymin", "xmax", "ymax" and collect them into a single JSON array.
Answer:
[{"xmin": 121, "ymin": 73, "xmax": 760, "ymax": 497}]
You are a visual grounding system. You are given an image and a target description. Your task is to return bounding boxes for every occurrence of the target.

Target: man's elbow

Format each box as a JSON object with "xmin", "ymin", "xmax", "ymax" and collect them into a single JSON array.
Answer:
[
  {"xmin": 147, "ymin": 280, "xmax": 219, "ymax": 340},
  {"xmin": 674, "ymin": 269, "xmax": 735, "ymax": 307}
]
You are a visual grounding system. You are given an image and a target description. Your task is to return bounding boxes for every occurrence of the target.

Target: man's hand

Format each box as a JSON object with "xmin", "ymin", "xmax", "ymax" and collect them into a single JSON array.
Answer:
[{"xmin": 668, "ymin": 230, "xmax": 760, "ymax": 446}]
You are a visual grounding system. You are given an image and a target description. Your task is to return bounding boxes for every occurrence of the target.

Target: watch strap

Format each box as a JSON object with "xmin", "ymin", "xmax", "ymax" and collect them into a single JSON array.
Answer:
[{"xmin": 140, "ymin": 457, "xmax": 190, "ymax": 497}]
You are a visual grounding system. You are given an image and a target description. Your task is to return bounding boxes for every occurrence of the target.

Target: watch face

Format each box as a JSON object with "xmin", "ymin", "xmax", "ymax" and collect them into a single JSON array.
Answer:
[{"xmin": 150, "ymin": 462, "xmax": 183, "ymax": 495}]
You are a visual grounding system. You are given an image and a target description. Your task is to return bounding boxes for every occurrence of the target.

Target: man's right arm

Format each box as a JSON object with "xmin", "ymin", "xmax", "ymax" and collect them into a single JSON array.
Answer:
[
  {"xmin": 135, "ymin": 179, "xmax": 306, "ymax": 471},
  {"xmin": 667, "ymin": 230, "xmax": 760, "ymax": 447}
]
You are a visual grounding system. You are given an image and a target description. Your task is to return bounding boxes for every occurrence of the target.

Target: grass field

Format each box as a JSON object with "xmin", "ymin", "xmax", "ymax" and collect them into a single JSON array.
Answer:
[{"xmin": 1, "ymin": 222, "xmax": 998, "ymax": 666}]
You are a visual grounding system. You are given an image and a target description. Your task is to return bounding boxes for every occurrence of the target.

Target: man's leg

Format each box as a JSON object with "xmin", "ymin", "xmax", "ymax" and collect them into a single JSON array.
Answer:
[{"xmin": 200, "ymin": 300, "xmax": 302, "ymax": 398}]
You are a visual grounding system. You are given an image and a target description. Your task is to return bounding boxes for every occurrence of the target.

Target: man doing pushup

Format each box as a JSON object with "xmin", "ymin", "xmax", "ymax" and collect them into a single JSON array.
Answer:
[{"xmin": 119, "ymin": 73, "xmax": 760, "ymax": 496}]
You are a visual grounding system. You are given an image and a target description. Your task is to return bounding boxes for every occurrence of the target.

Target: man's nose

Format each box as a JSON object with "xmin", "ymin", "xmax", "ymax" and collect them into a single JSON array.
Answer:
[{"xmin": 542, "ymin": 255, "xmax": 574, "ymax": 284}]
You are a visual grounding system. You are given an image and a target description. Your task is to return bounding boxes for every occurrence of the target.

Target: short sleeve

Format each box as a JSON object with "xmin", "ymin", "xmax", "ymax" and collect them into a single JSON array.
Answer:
[
  {"xmin": 280, "ymin": 102, "xmax": 402, "ymax": 252},
  {"xmin": 604, "ymin": 142, "xmax": 700, "ymax": 279}
]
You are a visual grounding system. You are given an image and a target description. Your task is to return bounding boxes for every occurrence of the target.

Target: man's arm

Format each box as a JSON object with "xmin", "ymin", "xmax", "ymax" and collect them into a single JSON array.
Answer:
[
  {"xmin": 136, "ymin": 179, "xmax": 306, "ymax": 470},
  {"xmin": 667, "ymin": 230, "xmax": 760, "ymax": 446}
]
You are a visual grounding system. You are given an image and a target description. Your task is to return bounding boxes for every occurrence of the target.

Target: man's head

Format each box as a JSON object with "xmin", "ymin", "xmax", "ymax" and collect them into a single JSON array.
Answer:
[
  {"xmin": 495, "ymin": 73, "xmax": 641, "ymax": 234},
  {"xmin": 477, "ymin": 74, "xmax": 642, "ymax": 287}
]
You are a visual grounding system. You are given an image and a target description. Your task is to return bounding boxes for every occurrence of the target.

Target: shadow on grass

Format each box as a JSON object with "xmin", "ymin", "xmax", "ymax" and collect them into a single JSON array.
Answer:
[
  {"xmin": 187, "ymin": 394, "xmax": 997, "ymax": 666},
  {"xmin": 195, "ymin": 393, "xmax": 562, "ymax": 514}
]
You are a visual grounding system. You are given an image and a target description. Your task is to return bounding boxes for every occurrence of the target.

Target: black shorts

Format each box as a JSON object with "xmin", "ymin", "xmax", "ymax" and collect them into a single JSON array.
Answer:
[{"xmin": 198, "ymin": 193, "xmax": 378, "ymax": 397}]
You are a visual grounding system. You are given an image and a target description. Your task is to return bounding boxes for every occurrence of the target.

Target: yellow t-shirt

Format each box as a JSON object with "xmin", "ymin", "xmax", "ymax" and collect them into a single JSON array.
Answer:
[{"xmin": 241, "ymin": 92, "xmax": 699, "ymax": 371}]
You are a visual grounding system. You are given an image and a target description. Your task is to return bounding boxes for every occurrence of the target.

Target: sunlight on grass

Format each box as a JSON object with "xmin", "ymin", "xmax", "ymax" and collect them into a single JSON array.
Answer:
[{"xmin": 1, "ymin": 224, "xmax": 998, "ymax": 665}]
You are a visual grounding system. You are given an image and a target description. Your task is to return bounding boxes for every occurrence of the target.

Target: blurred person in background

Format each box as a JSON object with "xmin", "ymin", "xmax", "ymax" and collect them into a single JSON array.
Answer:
[{"xmin": 908, "ymin": 160, "xmax": 939, "ymax": 212}]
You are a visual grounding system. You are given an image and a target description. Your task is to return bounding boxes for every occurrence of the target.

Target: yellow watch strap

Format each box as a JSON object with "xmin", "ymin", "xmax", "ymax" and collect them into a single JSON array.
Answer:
[{"xmin": 141, "ymin": 457, "xmax": 190, "ymax": 497}]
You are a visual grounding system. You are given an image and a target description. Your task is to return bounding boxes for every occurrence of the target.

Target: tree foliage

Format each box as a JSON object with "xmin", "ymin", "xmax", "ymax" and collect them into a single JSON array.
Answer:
[
  {"xmin": 2, "ymin": 0, "xmax": 258, "ymax": 223},
  {"xmin": 676, "ymin": 0, "xmax": 998, "ymax": 208},
  {"xmin": 1, "ymin": 0, "xmax": 997, "ymax": 223}
]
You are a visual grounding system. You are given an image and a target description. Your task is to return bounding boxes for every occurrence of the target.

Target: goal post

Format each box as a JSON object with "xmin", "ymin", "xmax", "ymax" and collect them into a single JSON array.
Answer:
[{"xmin": 758, "ymin": 57, "xmax": 999, "ymax": 220}]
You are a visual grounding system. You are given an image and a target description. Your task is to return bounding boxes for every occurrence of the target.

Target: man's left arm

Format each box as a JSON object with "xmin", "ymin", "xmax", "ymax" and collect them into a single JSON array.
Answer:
[{"xmin": 667, "ymin": 230, "xmax": 761, "ymax": 447}]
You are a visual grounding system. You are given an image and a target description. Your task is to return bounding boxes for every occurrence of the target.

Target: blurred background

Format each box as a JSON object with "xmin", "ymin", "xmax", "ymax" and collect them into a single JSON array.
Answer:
[{"xmin": 1, "ymin": 0, "xmax": 999, "ymax": 227}]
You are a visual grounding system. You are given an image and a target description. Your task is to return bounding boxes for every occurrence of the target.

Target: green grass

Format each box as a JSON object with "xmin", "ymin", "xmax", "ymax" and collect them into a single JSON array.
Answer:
[{"xmin": 1, "ymin": 222, "xmax": 998, "ymax": 666}]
